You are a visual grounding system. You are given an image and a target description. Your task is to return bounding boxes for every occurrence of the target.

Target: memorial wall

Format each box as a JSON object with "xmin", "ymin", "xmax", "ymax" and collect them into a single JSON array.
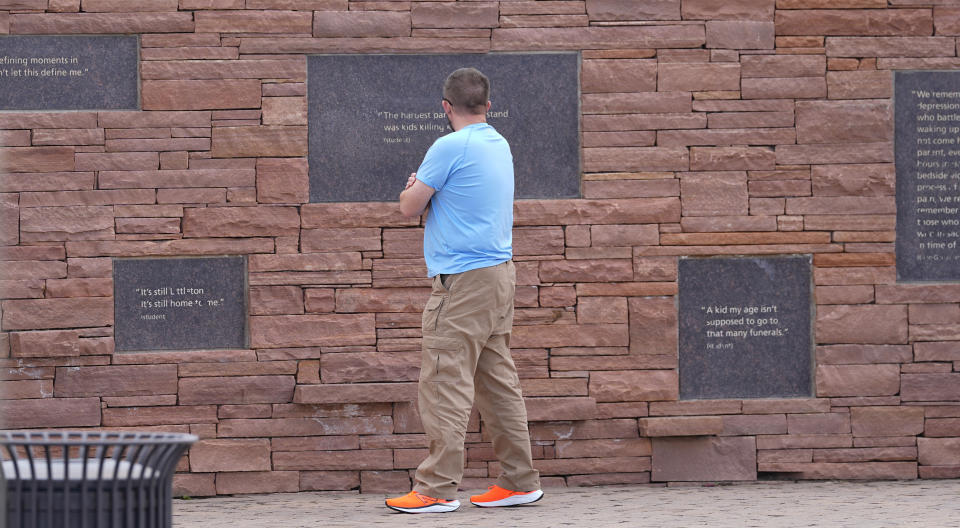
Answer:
[{"xmin": 1, "ymin": 1, "xmax": 959, "ymax": 495}]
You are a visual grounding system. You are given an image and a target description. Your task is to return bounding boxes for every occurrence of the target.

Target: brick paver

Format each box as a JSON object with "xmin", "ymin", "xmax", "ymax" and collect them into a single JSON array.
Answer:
[{"xmin": 173, "ymin": 480, "xmax": 960, "ymax": 527}]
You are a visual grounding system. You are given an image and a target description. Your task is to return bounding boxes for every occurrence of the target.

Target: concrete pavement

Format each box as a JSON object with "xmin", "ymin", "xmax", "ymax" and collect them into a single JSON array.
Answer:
[{"xmin": 173, "ymin": 479, "xmax": 960, "ymax": 527}]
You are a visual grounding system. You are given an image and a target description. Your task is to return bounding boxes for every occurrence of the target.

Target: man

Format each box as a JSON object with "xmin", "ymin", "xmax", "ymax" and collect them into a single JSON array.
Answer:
[{"xmin": 385, "ymin": 67, "xmax": 543, "ymax": 514}]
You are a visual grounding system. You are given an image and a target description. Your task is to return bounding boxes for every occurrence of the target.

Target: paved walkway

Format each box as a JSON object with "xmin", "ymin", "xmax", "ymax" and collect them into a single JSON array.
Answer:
[{"xmin": 173, "ymin": 479, "xmax": 960, "ymax": 527}]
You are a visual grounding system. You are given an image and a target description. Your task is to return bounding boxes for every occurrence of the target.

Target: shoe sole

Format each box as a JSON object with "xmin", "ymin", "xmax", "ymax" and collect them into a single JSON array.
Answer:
[
  {"xmin": 471, "ymin": 490, "xmax": 544, "ymax": 508},
  {"xmin": 386, "ymin": 500, "xmax": 461, "ymax": 514}
]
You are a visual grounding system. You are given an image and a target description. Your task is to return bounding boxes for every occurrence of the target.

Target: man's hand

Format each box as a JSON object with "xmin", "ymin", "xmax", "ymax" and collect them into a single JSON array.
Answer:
[
  {"xmin": 399, "ymin": 173, "xmax": 436, "ymax": 218},
  {"xmin": 404, "ymin": 172, "xmax": 417, "ymax": 190}
]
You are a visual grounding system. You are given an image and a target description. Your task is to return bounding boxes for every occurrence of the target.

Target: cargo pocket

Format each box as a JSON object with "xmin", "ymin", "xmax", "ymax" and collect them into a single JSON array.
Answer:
[
  {"xmin": 420, "ymin": 335, "xmax": 463, "ymax": 383},
  {"xmin": 422, "ymin": 295, "xmax": 446, "ymax": 333}
]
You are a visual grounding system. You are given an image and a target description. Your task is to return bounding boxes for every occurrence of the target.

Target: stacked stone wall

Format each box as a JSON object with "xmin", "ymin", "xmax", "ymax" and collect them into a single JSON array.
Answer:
[{"xmin": 1, "ymin": 0, "xmax": 959, "ymax": 495}]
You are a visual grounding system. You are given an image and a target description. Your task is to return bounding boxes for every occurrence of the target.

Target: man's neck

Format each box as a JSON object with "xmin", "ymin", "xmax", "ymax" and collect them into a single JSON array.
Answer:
[{"xmin": 451, "ymin": 114, "xmax": 486, "ymax": 132}]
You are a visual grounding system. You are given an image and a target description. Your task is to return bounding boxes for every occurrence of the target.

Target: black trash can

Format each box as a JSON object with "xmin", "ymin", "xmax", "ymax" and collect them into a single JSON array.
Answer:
[{"xmin": 1, "ymin": 430, "xmax": 197, "ymax": 528}]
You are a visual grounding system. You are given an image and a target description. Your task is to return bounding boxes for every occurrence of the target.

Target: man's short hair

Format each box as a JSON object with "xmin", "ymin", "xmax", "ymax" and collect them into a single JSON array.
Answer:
[{"xmin": 443, "ymin": 67, "xmax": 489, "ymax": 115}]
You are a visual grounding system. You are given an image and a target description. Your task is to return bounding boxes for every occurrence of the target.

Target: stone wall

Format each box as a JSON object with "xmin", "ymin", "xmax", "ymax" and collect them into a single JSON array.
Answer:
[{"xmin": 2, "ymin": 0, "xmax": 960, "ymax": 496}]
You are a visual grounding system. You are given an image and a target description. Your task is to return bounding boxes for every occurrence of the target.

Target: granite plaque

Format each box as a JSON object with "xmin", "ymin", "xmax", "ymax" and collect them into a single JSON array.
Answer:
[
  {"xmin": 678, "ymin": 256, "xmax": 813, "ymax": 399},
  {"xmin": 308, "ymin": 53, "xmax": 580, "ymax": 202},
  {"xmin": 114, "ymin": 257, "xmax": 247, "ymax": 352},
  {"xmin": 895, "ymin": 71, "xmax": 960, "ymax": 281},
  {"xmin": 0, "ymin": 35, "xmax": 138, "ymax": 110}
]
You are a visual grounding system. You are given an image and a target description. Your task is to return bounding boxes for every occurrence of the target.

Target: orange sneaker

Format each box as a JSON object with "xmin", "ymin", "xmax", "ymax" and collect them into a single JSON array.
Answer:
[
  {"xmin": 470, "ymin": 485, "xmax": 543, "ymax": 508},
  {"xmin": 385, "ymin": 491, "xmax": 460, "ymax": 514}
]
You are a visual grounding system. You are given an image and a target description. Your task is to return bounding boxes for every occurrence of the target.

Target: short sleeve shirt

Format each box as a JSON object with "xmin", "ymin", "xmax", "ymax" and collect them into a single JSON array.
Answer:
[{"xmin": 415, "ymin": 123, "xmax": 514, "ymax": 277}]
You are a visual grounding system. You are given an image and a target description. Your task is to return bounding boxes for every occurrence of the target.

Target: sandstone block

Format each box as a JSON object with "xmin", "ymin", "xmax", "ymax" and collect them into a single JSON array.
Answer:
[
  {"xmin": 101, "ymin": 405, "xmax": 215, "ymax": 427},
  {"xmin": 875, "ymin": 284, "xmax": 960, "ymax": 304},
  {"xmin": 918, "ymin": 437, "xmax": 960, "ymax": 466},
  {"xmin": 321, "ymin": 352, "xmax": 419, "ymax": 384},
  {"xmin": 659, "ymin": 128, "xmax": 796, "ymax": 148},
  {"xmin": 796, "ymin": 100, "xmax": 892, "ymax": 144},
  {"xmin": 811, "ymin": 164, "xmax": 894, "ymax": 196},
  {"xmin": 741, "ymin": 54, "xmax": 825, "ymax": 78},
  {"xmin": 9, "ymin": 13, "xmax": 195, "ymax": 34},
  {"xmin": 582, "ymin": 92, "xmax": 691, "ymax": 114},
  {"xmin": 2, "ymin": 297, "xmax": 112, "ymax": 331},
  {"xmin": 274, "ymin": 448, "xmax": 393, "ymax": 471},
  {"xmin": 293, "ymin": 382, "xmax": 416, "ymax": 404},
  {"xmin": 628, "ymin": 297, "xmax": 677, "ymax": 355},
  {"xmin": 314, "ymin": 10, "xmax": 410, "ymax": 37},
  {"xmin": 827, "ymin": 36, "xmax": 955, "ymax": 58},
  {"xmin": 590, "ymin": 370, "xmax": 678, "ymax": 402},
  {"xmin": 901, "ymin": 373, "xmax": 960, "ymax": 402},
  {"xmin": 816, "ymin": 305, "xmax": 907, "ymax": 344},
  {"xmin": 815, "ymin": 364, "xmax": 901, "ymax": 397},
  {"xmin": 250, "ymin": 286, "xmax": 304, "ymax": 316},
  {"xmin": 582, "ymin": 179, "xmax": 678, "ymax": 199},
  {"xmin": 300, "ymin": 471, "xmax": 361, "ymax": 492},
  {"xmin": 926, "ymin": 418, "xmax": 960, "ymax": 437},
  {"xmin": 680, "ymin": 172, "xmax": 748, "ymax": 216},
  {"xmin": 190, "ymin": 439, "xmax": 271, "ymax": 473},
  {"xmin": 143, "ymin": 79, "xmax": 261, "ymax": 110},
  {"xmin": 555, "ymin": 438, "xmax": 652, "ymax": 459},
  {"xmin": 0, "ymin": 194, "xmax": 17, "ymax": 245},
  {"xmin": 583, "ymin": 147, "xmax": 689, "ymax": 172},
  {"xmin": 539, "ymin": 259, "xmax": 634, "ymax": 283},
  {"xmin": 827, "ymin": 70, "xmax": 892, "ymax": 99},
  {"xmin": 851, "ymin": 406, "xmax": 924, "ymax": 437},
  {"xmin": 195, "ymin": 10, "xmax": 311, "ymax": 33},
  {"xmin": 816, "ymin": 344, "xmax": 911, "ymax": 365},
  {"xmin": 412, "ymin": 2, "xmax": 498, "ymax": 28},
  {"xmin": 741, "ymin": 77, "xmax": 826, "ymax": 100},
  {"xmin": 590, "ymin": 224, "xmax": 658, "ymax": 247},
  {"xmin": 587, "ymin": 0, "xmax": 678, "ymax": 20},
  {"xmin": 0, "ymin": 147, "xmax": 74, "ymax": 173},
  {"xmin": 335, "ymin": 288, "xmax": 429, "ymax": 313},
  {"xmin": 515, "ymin": 198, "xmax": 680, "ymax": 226},
  {"xmin": 706, "ymin": 21, "xmax": 774, "ymax": 50},
  {"xmin": 787, "ymin": 413, "xmax": 851, "ymax": 435},
  {"xmin": 514, "ymin": 226, "xmax": 565, "ymax": 256},
  {"xmin": 721, "ymin": 414, "xmax": 788, "ymax": 435},
  {"xmin": 639, "ymin": 416, "xmax": 723, "ymax": 437},
  {"xmin": 776, "ymin": 142, "xmax": 893, "ymax": 165},
  {"xmin": 179, "ymin": 375, "xmax": 295, "ymax": 405},
  {"xmin": 524, "ymin": 397, "xmax": 597, "ymax": 421},
  {"xmin": 532, "ymin": 456, "xmax": 650, "ymax": 476},
  {"xmin": 301, "ymin": 227, "xmax": 381, "ymax": 252},
  {"xmin": 652, "ymin": 436, "xmax": 757, "ymax": 482},
  {"xmin": 19, "ymin": 205, "xmax": 114, "ymax": 242},
  {"xmin": 658, "ymin": 63, "xmax": 740, "ymax": 92},
  {"xmin": 0, "ymin": 397, "xmax": 100, "ymax": 429},
  {"xmin": 55, "ymin": 365, "xmax": 176, "ymax": 397},
  {"xmin": 539, "ymin": 286, "xmax": 576, "ymax": 308},
  {"xmin": 776, "ymin": 9, "xmax": 932, "ymax": 36},
  {"xmin": 682, "ymin": 0, "xmax": 773, "ymax": 20},
  {"xmin": 582, "ymin": 59, "xmax": 657, "ymax": 93},
  {"xmin": 261, "ymin": 96, "xmax": 307, "ymax": 126},
  {"xmin": 75, "ymin": 152, "xmax": 159, "ymax": 171},
  {"xmin": 211, "ymin": 126, "xmax": 307, "ymax": 157},
  {"xmin": 216, "ymin": 471, "xmax": 299, "ymax": 495},
  {"xmin": 915, "ymin": 342, "xmax": 960, "ymax": 362},
  {"xmin": 512, "ymin": 324, "xmax": 629, "ymax": 349},
  {"xmin": 304, "ymin": 288, "xmax": 335, "ymax": 313},
  {"xmin": 690, "ymin": 147, "xmax": 775, "ymax": 171},
  {"xmin": 577, "ymin": 296, "xmax": 628, "ymax": 325},
  {"xmin": 182, "ymin": 206, "xmax": 299, "ymax": 237}
]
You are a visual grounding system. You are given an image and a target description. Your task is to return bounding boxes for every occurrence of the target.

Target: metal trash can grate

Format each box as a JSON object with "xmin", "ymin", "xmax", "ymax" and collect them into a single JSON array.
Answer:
[{"xmin": 1, "ymin": 430, "xmax": 197, "ymax": 528}]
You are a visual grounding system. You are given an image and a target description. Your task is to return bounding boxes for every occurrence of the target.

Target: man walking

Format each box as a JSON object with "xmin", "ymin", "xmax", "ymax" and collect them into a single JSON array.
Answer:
[{"xmin": 385, "ymin": 67, "xmax": 543, "ymax": 514}]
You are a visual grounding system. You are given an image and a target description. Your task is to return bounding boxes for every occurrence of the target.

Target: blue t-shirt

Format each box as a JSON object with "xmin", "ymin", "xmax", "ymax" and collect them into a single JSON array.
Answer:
[{"xmin": 415, "ymin": 123, "xmax": 514, "ymax": 277}]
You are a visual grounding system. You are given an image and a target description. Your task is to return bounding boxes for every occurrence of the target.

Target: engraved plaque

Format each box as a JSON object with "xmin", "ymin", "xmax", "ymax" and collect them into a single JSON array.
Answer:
[
  {"xmin": 308, "ymin": 53, "xmax": 580, "ymax": 202},
  {"xmin": 679, "ymin": 256, "xmax": 813, "ymax": 399},
  {"xmin": 114, "ymin": 257, "xmax": 247, "ymax": 352}
]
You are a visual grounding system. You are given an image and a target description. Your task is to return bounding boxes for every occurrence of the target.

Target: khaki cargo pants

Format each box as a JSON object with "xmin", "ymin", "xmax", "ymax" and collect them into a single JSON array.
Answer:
[{"xmin": 413, "ymin": 260, "xmax": 541, "ymax": 500}]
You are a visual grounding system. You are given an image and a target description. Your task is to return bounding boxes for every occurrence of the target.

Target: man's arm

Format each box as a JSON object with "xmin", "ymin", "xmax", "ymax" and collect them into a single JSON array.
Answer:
[{"xmin": 399, "ymin": 172, "xmax": 435, "ymax": 218}]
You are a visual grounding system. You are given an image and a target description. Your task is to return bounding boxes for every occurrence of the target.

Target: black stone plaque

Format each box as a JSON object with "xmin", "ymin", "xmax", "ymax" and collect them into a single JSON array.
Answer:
[
  {"xmin": 307, "ymin": 53, "xmax": 580, "ymax": 202},
  {"xmin": 113, "ymin": 257, "xmax": 247, "ymax": 352},
  {"xmin": 678, "ymin": 256, "xmax": 813, "ymax": 399},
  {"xmin": 895, "ymin": 71, "xmax": 960, "ymax": 281},
  {"xmin": 0, "ymin": 35, "xmax": 138, "ymax": 110}
]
